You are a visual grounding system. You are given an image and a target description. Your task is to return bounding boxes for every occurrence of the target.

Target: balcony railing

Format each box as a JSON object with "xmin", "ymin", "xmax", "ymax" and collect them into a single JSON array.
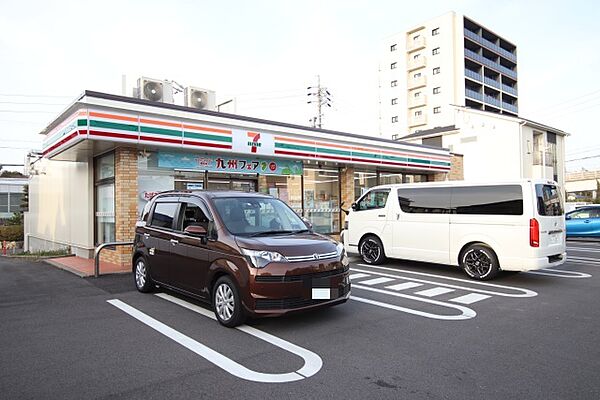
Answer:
[
  {"xmin": 464, "ymin": 49, "xmax": 517, "ymax": 79},
  {"xmin": 502, "ymin": 102, "xmax": 518, "ymax": 113},
  {"xmin": 408, "ymin": 113, "xmax": 428, "ymax": 127},
  {"xmin": 464, "ymin": 28, "xmax": 517, "ymax": 62},
  {"xmin": 502, "ymin": 84, "xmax": 518, "ymax": 96},
  {"xmin": 484, "ymin": 95, "xmax": 501, "ymax": 108},
  {"xmin": 465, "ymin": 88, "xmax": 483, "ymax": 102},
  {"xmin": 408, "ymin": 75, "xmax": 427, "ymax": 89},
  {"xmin": 465, "ymin": 68, "xmax": 482, "ymax": 82},
  {"xmin": 407, "ymin": 56, "xmax": 426, "ymax": 71},
  {"xmin": 484, "ymin": 76, "xmax": 501, "ymax": 90},
  {"xmin": 407, "ymin": 36, "xmax": 426, "ymax": 52}
]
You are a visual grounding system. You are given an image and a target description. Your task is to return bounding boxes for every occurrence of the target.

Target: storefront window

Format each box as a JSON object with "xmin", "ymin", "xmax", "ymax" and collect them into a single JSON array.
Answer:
[
  {"xmin": 261, "ymin": 175, "xmax": 303, "ymax": 214},
  {"xmin": 354, "ymin": 170, "xmax": 378, "ymax": 199},
  {"xmin": 303, "ymin": 168, "xmax": 340, "ymax": 234},
  {"xmin": 379, "ymin": 171, "xmax": 403, "ymax": 185},
  {"xmin": 402, "ymin": 174, "xmax": 428, "ymax": 183},
  {"xmin": 95, "ymin": 152, "xmax": 115, "ymax": 244}
]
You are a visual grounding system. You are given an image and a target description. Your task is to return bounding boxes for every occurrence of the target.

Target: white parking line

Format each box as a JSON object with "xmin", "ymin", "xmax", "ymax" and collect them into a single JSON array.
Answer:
[
  {"xmin": 567, "ymin": 246, "xmax": 600, "ymax": 253},
  {"xmin": 567, "ymin": 256, "xmax": 600, "ymax": 266},
  {"xmin": 108, "ymin": 297, "xmax": 322, "ymax": 383},
  {"xmin": 351, "ymin": 285, "xmax": 476, "ymax": 320},
  {"xmin": 528, "ymin": 269, "xmax": 592, "ymax": 278},
  {"xmin": 353, "ymin": 265, "xmax": 537, "ymax": 298},
  {"xmin": 450, "ymin": 293, "xmax": 491, "ymax": 305},
  {"xmin": 357, "ymin": 277, "xmax": 395, "ymax": 286},
  {"xmin": 349, "ymin": 273, "xmax": 370, "ymax": 280},
  {"xmin": 414, "ymin": 287, "xmax": 456, "ymax": 297},
  {"xmin": 385, "ymin": 282, "xmax": 423, "ymax": 291}
]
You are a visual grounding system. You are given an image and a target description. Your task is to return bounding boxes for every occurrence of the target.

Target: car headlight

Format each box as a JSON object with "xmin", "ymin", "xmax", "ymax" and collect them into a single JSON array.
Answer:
[
  {"xmin": 241, "ymin": 248, "xmax": 287, "ymax": 269},
  {"xmin": 336, "ymin": 242, "xmax": 349, "ymax": 266}
]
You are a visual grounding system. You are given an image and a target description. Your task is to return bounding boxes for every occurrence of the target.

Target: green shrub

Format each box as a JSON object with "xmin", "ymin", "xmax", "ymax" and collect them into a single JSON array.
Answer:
[{"xmin": 0, "ymin": 225, "xmax": 24, "ymax": 241}]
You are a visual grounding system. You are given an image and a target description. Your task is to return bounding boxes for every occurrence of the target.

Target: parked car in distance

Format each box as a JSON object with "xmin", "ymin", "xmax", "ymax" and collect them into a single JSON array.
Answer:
[
  {"xmin": 133, "ymin": 191, "xmax": 350, "ymax": 327},
  {"xmin": 344, "ymin": 180, "xmax": 566, "ymax": 280},
  {"xmin": 565, "ymin": 206, "xmax": 600, "ymax": 237}
]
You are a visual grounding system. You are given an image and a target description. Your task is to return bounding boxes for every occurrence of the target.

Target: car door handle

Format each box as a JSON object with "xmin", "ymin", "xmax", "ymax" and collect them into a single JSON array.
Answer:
[
  {"xmin": 378, "ymin": 214, "xmax": 386, "ymax": 218},
  {"xmin": 584, "ymin": 220, "xmax": 591, "ymax": 223},
  {"xmin": 170, "ymin": 239, "xmax": 179, "ymax": 245}
]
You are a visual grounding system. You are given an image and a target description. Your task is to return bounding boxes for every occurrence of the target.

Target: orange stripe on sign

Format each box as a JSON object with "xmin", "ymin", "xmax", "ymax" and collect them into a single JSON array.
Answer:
[
  {"xmin": 274, "ymin": 136, "xmax": 316, "ymax": 146},
  {"xmin": 380, "ymin": 148, "xmax": 450, "ymax": 161},
  {"xmin": 77, "ymin": 110, "xmax": 88, "ymax": 116},
  {"xmin": 89, "ymin": 111, "xmax": 137, "ymax": 122},
  {"xmin": 140, "ymin": 118, "xmax": 181, "ymax": 128},
  {"xmin": 247, "ymin": 131, "xmax": 260, "ymax": 137},
  {"xmin": 183, "ymin": 124, "xmax": 231, "ymax": 134}
]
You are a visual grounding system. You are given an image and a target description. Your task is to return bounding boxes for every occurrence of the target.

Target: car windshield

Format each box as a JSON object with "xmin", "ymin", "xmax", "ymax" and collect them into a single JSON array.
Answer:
[{"xmin": 213, "ymin": 197, "xmax": 308, "ymax": 236}]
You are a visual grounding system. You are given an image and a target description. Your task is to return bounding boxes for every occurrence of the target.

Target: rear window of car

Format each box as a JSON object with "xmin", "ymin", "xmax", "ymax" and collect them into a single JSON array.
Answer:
[
  {"xmin": 150, "ymin": 203, "xmax": 179, "ymax": 229},
  {"xmin": 536, "ymin": 184, "xmax": 563, "ymax": 216}
]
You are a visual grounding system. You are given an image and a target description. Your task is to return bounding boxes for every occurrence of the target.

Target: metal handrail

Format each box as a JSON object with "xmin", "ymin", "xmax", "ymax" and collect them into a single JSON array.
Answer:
[{"xmin": 94, "ymin": 241, "xmax": 134, "ymax": 278}]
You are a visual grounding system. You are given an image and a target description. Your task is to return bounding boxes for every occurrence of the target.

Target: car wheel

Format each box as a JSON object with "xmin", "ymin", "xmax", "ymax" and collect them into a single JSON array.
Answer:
[
  {"xmin": 359, "ymin": 236, "xmax": 387, "ymax": 265},
  {"xmin": 461, "ymin": 244, "xmax": 499, "ymax": 280},
  {"xmin": 213, "ymin": 276, "xmax": 245, "ymax": 328},
  {"xmin": 133, "ymin": 256, "xmax": 154, "ymax": 293}
]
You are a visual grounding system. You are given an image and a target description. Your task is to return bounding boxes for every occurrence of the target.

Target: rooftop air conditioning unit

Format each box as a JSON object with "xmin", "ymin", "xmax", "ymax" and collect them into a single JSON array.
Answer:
[
  {"xmin": 135, "ymin": 77, "xmax": 174, "ymax": 103},
  {"xmin": 184, "ymin": 86, "xmax": 216, "ymax": 110}
]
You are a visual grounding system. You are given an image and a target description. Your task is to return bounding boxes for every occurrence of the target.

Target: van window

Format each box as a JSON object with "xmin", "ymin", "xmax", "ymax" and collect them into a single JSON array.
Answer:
[
  {"xmin": 397, "ymin": 188, "xmax": 450, "ymax": 214},
  {"xmin": 356, "ymin": 189, "xmax": 390, "ymax": 211},
  {"xmin": 150, "ymin": 203, "xmax": 179, "ymax": 229},
  {"xmin": 452, "ymin": 185, "xmax": 523, "ymax": 215},
  {"xmin": 536, "ymin": 184, "xmax": 563, "ymax": 216}
]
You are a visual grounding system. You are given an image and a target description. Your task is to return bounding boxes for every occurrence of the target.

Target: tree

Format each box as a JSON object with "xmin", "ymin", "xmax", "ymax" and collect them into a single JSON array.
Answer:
[{"xmin": 0, "ymin": 170, "xmax": 25, "ymax": 178}]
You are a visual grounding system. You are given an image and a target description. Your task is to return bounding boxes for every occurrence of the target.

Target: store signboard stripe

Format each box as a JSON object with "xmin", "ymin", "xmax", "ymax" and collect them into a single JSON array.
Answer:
[
  {"xmin": 316, "ymin": 146, "xmax": 352, "ymax": 157},
  {"xmin": 352, "ymin": 151, "xmax": 381, "ymax": 160},
  {"xmin": 43, "ymin": 131, "xmax": 80, "ymax": 155},
  {"xmin": 182, "ymin": 140, "xmax": 233, "ymax": 150},
  {"xmin": 90, "ymin": 119, "xmax": 138, "ymax": 132},
  {"xmin": 140, "ymin": 135, "xmax": 182, "ymax": 145},
  {"xmin": 89, "ymin": 130, "xmax": 138, "ymax": 140},
  {"xmin": 139, "ymin": 117, "xmax": 181, "ymax": 128},
  {"xmin": 183, "ymin": 131, "xmax": 232, "ymax": 143},
  {"xmin": 275, "ymin": 142, "xmax": 316, "ymax": 152},
  {"xmin": 140, "ymin": 125, "xmax": 182, "ymax": 137},
  {"xmin": 89, "ymin": 111, "xmax": 137, "ymax": 123},
  {"xmin": 183, "ymin": 124, "xmax": 231, "ymax": 134}
]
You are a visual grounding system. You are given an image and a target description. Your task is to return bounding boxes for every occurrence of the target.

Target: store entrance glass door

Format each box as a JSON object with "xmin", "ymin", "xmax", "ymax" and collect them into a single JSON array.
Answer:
[{"xmin": 207, "ymin": 173, "xmax": 257, "ymax": 192}]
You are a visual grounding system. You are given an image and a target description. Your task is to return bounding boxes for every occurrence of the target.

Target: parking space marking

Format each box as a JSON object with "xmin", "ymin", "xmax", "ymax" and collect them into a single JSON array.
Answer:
[
  {"xmin": 450, "ymin": 293, "xmax": 491, "ymax": 305},
  {"xmin": 357, "ymin": 277, "xmax": 395, "ymax": 286},
  {"xmin": 567, "ymin": 256, "xmax": 600, "ymax": 266},
  {"xmin": 349, "ymin": 273, "xmax": 370, "ymax": 280},
  {"xmin": 385, "ymin": 282, "xmax": 423, "ymax": 291},
  {"xmin": 353, "ymin": 265, "xmax": 537, "ymax": 298},
  {"xmin": 108, "ymin": 297, "xmax": 322, "ymax": 383},
  {"xmin": 414, "ymin": 287, "xmax": 456, "ymax": 297},
  {"xmin": 528, "ymin": 268, "xmax": 592, "ymax": 278},
  {"xmin": 351, "ymin": 285, "xmax": 476, "ymax": 320},
  {"xmin": 567, "ymin": 246, "xmax": 600, "ymax": 253}
]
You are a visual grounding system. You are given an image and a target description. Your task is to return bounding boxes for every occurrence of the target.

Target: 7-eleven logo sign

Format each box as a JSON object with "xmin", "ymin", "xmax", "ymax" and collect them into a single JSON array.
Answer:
[{"xmin": 247, "ymin": 131, "xmax": 262, "ymax": 153}]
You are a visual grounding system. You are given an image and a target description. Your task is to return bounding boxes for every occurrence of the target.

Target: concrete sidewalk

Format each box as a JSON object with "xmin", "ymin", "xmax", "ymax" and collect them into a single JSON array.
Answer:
[{"xmin": 45, "ymin": 256, "xmax": 130, "ymax": 277}]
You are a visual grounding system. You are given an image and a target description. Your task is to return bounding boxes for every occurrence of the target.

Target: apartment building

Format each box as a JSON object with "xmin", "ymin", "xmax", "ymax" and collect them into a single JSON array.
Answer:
[{"xmin": 379, "ymin": 11, "xmax": 519, "ymax": 137}]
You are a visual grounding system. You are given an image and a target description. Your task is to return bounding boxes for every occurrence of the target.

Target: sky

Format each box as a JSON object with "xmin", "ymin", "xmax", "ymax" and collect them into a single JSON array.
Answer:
[{"xmin": 1, "ymin": 0, "xmax": 599, "ymax": 172}]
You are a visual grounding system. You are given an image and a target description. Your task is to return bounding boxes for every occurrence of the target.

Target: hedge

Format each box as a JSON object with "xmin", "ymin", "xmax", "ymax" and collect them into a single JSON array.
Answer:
[{"xmin": 0, "ymin": 225, "xmax": 24, "ymax": 241}]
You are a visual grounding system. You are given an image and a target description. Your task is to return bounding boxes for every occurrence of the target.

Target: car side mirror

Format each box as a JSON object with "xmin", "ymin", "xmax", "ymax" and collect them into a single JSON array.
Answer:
[
  {"xmin": 565, "ymin": 215, "xmax": 571, "ymax": 220},
  {"xmin": 184, "ymin": 225, "xmax": 207, "ymax": 237},
  {"xmin": 301, "ymin": 217, "xmax": 313, "ymax": 230},
  {"xmin": 351, "ymin": 202, "xmax": 357, "ymax": 211}
]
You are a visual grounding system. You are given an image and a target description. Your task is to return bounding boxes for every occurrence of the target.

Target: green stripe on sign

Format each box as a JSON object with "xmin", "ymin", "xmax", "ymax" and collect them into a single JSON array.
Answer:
[
  {"xmin": 407, "ymin": 158, "xmax": 431, "ymax": 165},
  {"xmin": 316, "ymin": 146, "xmax": 351, "ymax": 156},
  {"xmin": 141, "ymin": 125, "xmax": 182, "ymax": 137},
  {"xmin": 77, "ymin": 119, "xmax": 87, "ymax": 126},
  {"xmin": 430, "ymin": 160, "xmax": 451, "ymax": 167},
  {"xmin": 352, "ymin": 151, "xmax": 381, "ymax": 160},
  {"xmin": 381, "ymin": 154, "xmax": 408, "ymax": 162},
  {"xmin": 275, "ymin": 142, "xmax": 316, "ymax": 152},
  {"xmin": 183, "ymin": 131, "xmax": 232, "ymax": 143},
  {"xmin": 90, "ymin": 119, "xmax": 138, "ymax": 132}
]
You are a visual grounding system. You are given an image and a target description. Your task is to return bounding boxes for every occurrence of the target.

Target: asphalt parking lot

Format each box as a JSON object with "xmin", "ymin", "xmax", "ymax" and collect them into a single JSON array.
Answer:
[{"xmin": 1, "ymin": 242, "xmax": 600, "ymax": 400}]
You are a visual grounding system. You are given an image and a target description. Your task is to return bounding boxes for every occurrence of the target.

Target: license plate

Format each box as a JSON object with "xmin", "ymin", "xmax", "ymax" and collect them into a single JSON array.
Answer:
[
  {"xmin": 549, "ymin": 233, "xmax": 562, "ymax": 244},
  {"xmin": 311, "ymin": 288, "xmax": 332, "ymax": 300}
]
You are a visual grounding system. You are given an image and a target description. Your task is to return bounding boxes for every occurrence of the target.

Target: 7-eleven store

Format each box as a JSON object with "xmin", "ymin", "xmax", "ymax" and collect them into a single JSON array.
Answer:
[{"xmin": 25, "ymin": 91, "xmax": 460, "ymax": 266}]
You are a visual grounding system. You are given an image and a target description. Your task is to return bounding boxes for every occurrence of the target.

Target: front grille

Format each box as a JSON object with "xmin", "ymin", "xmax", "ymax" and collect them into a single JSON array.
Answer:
[
  {"xmin": 255, "ymin": 265, "xmax": 349, "ymax": 283},
  {"xmin": 286, "ymin": 251, "xmax": 338, "ymax": 262},
  {"xmin": 254, "ymin": 284, "xmax": 350, "ymax": 310}
]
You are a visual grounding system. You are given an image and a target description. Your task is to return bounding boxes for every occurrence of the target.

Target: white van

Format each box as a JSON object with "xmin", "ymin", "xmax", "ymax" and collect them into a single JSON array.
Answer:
[{"xmin": 344, "ymin": 179, "xmax": 566, "ymax": 280}]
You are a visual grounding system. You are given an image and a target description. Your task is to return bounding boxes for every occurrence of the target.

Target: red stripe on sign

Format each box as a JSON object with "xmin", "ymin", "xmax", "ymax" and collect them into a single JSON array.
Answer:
[
  {"xmin": 89, "ymin": 130, "xmax": 138, "ymax": 140},
  {"xmin": 43, "ymin": 131, "xmax": 79, "ymax": 155},
  {"xmin": 139, "ymin": 135, "xmax": 182, "ymax": 145},
  {"xmin": 183, "ymin": 140, "xmax": 233, "ymax": 150},
  {"xmin": 274, "ymin": 149, "xmax": 316, "ymax": 158}
]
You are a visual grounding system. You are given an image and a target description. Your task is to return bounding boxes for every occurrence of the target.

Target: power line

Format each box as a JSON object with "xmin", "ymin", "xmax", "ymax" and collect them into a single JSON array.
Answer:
[
  {"xmin": 566, "ymin": 154, "xmax": 600, "ymax": 162},
  {"xmin": 0, "ymin": 93, "xmax": 73, "ymax": 98},
  {"xmin": 0, "ymin": 101, "xmax": 67, "ymax": 106}
]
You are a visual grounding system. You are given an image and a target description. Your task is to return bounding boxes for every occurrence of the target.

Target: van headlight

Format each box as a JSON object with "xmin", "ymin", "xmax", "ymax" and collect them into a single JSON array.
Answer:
[
  {"xmin": 241, "ymin": 248, "xmax": 287, "ymax": 269},
  {"xmin": 336, "ymin": 242, "xmax": 349, "ymax": 267}
]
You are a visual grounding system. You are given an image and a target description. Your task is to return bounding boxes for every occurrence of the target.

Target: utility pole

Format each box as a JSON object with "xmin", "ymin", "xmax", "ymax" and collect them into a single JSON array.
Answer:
[{"xmin": 307, "ymin": 75, "xmax": 332, "ymax": 128}]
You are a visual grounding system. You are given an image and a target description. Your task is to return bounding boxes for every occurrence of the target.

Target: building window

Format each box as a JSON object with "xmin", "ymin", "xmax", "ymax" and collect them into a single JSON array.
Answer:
[
  {"xmin": 413, "ymin": 34, "xmax": 420, "ymax": 41},
  {"xmin": 415, "ymin": 110, "xmax": 422, "ymax": 116},
  {"xmin": 302, "ymin": 167, "xmax": 340, "ymax": 234},
  {"xmin": 433, "ymin": 67, "xmax": 440, "ymax": 75},
  {"xmin": 390, "ymin": 44, "xmax": 397, "ymax": 52},
  {"xmin": 433, "ymin": 87, "xmax": 441, "ymax": 94},
  {"xmin": 354, "ymin": 171, "xmax": 378, "ymax": 199},
  {"xmin": 260, "ymin": 175, "xmax": 303, "ymax": 215},
  {"xmin": 432, "ymin": 28, "xmax": 440, "ymax": 36},
  {"xmin": 413, "ymin": 72, "xmax": 422, "ymax": 78},
  {"xmin": 391, "ymin": 98, "xmax": 398, "ymax": 105},
  {"xmin": 413, "ymin": 54, "xmax": 420, "ymax": 60},
  {"xmin": 95, "ymin": 152, "xmax": 115, "ymax": 245},
  {"xmin": 391, "ymin": 62, "xmax": 397, "ymax": 69},
  {"xmin": 414, "ymin": 91, "xmax": 421, "ymax": 97},
  {"xmin": 433, "ymin": 106, "xmax": 441, "ymax": 114},
  {"xmin": 432, "ymin": 47, "xmax": 440, "ymax": 55},
  {"xmin": 391, "ymin": 80, "xmax": 397, "ymax": 87},
  {"xmin": 392, "ymin": 116, "xmax": 398, "ymax": 123}
]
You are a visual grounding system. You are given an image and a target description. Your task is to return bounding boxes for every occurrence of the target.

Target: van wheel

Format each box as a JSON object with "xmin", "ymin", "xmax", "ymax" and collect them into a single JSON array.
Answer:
[
  {"xmin": 461, "ymin": 244, "xmax": 499, "ymax": 280},
  {"xmin": 133, "ymin": 256, "xmax": 154, "ymax": 293},
  {"xmin": 213, "ymin": 276, "xmax": 246, "ymax": 328},
  {"xmin": 359, "ymin": 236, "xmax": 386, "ymax": 265}
]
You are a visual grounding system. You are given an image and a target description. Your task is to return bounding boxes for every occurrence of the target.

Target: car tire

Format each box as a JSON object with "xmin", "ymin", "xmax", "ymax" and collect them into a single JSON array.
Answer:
[
  {"xmin": 133, "ymin": 256, "xmax": 154, "ymax": 293},
  {"xmin": 460, "ymin": 244, "xmax": 499, "ymax": 281},
  {"xmin": 213, "ymin": 276, "xmax": 245, "ymax": 328},
  {"xmin": 359, "ymin": 236, "xmax": 387, "ymax": 265}
]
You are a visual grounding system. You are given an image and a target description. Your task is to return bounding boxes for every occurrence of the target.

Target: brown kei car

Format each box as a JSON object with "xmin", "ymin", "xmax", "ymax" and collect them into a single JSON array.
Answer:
[{"xmin": 132, "ymin": 191, "xmax": 350, "ymax": 327}]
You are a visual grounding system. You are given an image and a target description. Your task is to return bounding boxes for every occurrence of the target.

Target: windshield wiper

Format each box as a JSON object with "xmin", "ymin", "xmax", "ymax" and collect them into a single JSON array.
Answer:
[{"xmin": 248, "ymin": 230, "xmax": 297, "ymax": 237}]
